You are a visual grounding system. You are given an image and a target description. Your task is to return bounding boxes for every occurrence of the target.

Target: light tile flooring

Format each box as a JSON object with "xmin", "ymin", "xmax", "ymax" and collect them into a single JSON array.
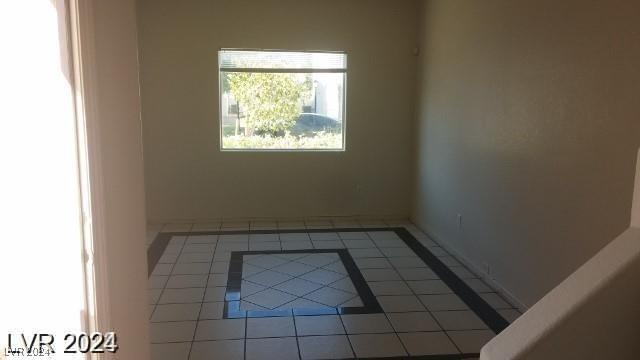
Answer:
[
  {"xmin": 238, "ymin": 252, "xmax": 362, "ymax": 311},
  {"xmin": 148, "ymin": 219, "xmax": 522, "ymax": 359}
]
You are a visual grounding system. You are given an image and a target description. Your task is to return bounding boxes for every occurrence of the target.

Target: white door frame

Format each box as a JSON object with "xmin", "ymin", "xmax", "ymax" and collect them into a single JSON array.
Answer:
[{"xmin": 68, "ymin": 0, "xmax": 113, "ymax": 355}]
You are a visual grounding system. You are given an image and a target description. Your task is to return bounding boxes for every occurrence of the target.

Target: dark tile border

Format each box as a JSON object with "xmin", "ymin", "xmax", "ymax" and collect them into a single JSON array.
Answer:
[
  {"xmin": 223, "ymin": 249, "xmax": 382, "ymax": 318},
  {"xmin": 394, "ymin": 227, "xmax": 509, "ymax": 334},
  {"xmin": 149, "ymin": 226, "xmax": 509, "ymax": 334}
]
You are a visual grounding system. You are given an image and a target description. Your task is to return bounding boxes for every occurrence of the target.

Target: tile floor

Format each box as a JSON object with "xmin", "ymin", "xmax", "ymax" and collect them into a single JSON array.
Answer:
[
  {"xmin": 231, "ymin": 251, "xmax": 366, "ymax": 314},
  {"xmin": 148, "ymin": 219, "xmax": 522, "ymax": 360}
]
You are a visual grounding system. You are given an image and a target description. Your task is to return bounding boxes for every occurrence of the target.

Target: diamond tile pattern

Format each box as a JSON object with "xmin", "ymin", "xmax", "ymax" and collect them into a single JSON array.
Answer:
[
  {"xmin": 246, "ymin": 254, "xmax": 289, "ymax": 269},
  {"xmin": 240, "ymin": 252, "xmax": 361, "ymax": 311},
  {"xmin": 304, "ymin": 286, "xmax": 355, "ymax": 307},
  {"xmin": 299, "ymin": 268, "xmax": 346, "ymax": 285},
  {"xmin": 273, "ymin": 278, "xmax": 323, "ymax": 297},
  {"xmin": 243, "ymin": 288, "xmax": 297, "ymax": 309},
  {"xmin": 244, "ymin": 270, "xmax": 292, "ymax": 287}
]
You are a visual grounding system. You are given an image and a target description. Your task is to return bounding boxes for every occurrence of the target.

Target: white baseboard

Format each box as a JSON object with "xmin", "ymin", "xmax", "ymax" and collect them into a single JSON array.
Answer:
[
  {"xmin": 410, "ymin": 217, "xmax": 529, "ymax": 312},
  {"xmin": 148, "ymin": 215, "xmax": 410, "ymax": 226}
]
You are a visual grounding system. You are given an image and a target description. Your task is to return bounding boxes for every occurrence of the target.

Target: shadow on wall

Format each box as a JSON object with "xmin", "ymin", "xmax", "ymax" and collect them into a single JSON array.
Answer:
[{"xmin": 481, "ymin": 149, "xmax": 640, "ymax": 360}]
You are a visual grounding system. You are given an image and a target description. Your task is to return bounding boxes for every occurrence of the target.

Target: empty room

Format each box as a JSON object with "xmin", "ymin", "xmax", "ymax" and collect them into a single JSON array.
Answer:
[{"xmin": 2, "ymin": 0, "xmax": 639, "ymax": 359}]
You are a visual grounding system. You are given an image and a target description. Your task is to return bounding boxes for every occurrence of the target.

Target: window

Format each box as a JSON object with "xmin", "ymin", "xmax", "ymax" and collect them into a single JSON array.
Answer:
[{"xmin": 219, "ymin": 49, "xmax": 347, "ymax": 151}]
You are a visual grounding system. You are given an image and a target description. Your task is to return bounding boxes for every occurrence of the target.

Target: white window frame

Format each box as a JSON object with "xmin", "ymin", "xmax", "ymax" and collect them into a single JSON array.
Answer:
[{"xmin": 218, "ymin": 48, "xmax": 347, "ymax": 152}]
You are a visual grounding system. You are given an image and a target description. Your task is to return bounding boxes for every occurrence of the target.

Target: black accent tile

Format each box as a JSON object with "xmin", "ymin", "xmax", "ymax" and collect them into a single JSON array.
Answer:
[
  {"xmin": 247, "ymin": 309, "xmax": 293, "ymax": 318},
  {"xmin": 292, "ymin": 307, "xmax": 338, "ymax": 316},
  {"xmin": 393, "ymin": 227, "xmax": 509, "ymax": 334}
]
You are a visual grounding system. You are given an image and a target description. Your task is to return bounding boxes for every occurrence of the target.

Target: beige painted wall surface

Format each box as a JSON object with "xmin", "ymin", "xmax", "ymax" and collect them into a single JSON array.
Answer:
[
  {"xmin": 93, "ymin": 0, "xmax": 150, "ymax": 358},
  {"xmin": 137, "ymin": 0, "xmax": 419, "ymax": 222},
  {"xmin": 414, "ymin": 0, "xmax": 640, "ymax": 306},
  {"xmin": 482, "ymin": 229, "xmax": 640, "ymax": 360},
  {"xmin": 483, "ymin": 163, "xmax": 640, "ymax": 359}
]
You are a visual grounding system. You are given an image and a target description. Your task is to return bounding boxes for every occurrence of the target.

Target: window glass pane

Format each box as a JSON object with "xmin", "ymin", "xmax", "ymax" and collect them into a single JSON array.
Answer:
[
  {"xmin": 220, "ymin": 50, "xmax": 346, "ymax": 151},
  {"xmin": 220, "ymin": 50, "xmax": 346, "ymax": 70}
]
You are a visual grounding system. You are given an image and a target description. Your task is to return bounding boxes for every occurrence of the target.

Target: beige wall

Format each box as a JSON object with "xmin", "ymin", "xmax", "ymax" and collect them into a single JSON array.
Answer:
[
  {"xmin": 482, "ymin": 228, "xmax": 640, "ymax": 359},
  {"xmin": 483, "ymin": 157, "xmax": 640, "ymax": 359},
  {"xmin": 93, "ymin": 0, "xmax": 150, "ymax": 358},
  {"xmin": 413, "ymin": 0, "xmax": 640, "ymax": 306},
  {"xmin": 137, "ymin": 0, "xmax": 419, "ymax": 222}
]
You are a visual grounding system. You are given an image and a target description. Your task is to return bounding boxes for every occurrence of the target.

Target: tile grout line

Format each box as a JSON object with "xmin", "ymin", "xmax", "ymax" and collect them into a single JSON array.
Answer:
[
  {"xmin": 381, "ymin": 311, "xmax": 411, "ymax": 357},
  {"xmin": 243, "ymin": 314, "xmax": 248, "ymax": 360},
  {"xmin": 241, "ymin": 277, "xmax": 352, "ymax": 312},
  {"xmin": 228, "ymin": 248, "xmax": 380, "ymax": 317},
  {"xmin": 363, "ymin": 230, "xmax": 412, "ymax": 357},
  {"xmin": 400, "ymin": 263, "xmax": 464, "ymax": 355},
  {"xmin": 174, "ymin": 224, "xmax": 198, "ymax": 357},
  {"xmin": 245, "ymin": 253, "xmax": 344, "ymax": 285},
  {"xmin": 148, "ymin": 229, "xmax": 197, "ymax": 352},
  {"xmin": 237, "ymin": 254, "xmax": 354, "ymax": 311},
  {"xmin": 150, "ymin": 233, "xmax": 189, "ymax": 321},
  {"xmin": 188, "ymin": 226, "xmax": 217, "ymax": 360},
  {"xmin": 220, "ymin": 230, "xmax": 412, "ymax": 319},
  {"xmin": 373, "ymin": 232, "xmax": 464, "ymax": 354},
  {"xmin": 148, "ymin": 309, "xmax": 495, "ymax": 325},
  {"xmin": 151, "ymin": 330, "xmax": 489, "ymax": 343},
  {"xmin": 155, "ymin": 237, "xmax": 512, "ymax": 304},
  {"xmin": 254, "ymin": 260, "xmax": 348, "ymax": 299},
  {"xmin": 336, "ymin": 311, "xmax": 358, "ymax": 359},
  {"xmin": 371, "ymin": 229, "xmax": 480, "ymax": 353},
  {"xmin": 363, "ymin": 229, "xmax": 491, "ymax": 354},
  {"xmin": 241, "ymin": 265, "xmax": 361, "ymax": 311},
  {"xmin": 395, "ymin": 227, "xmax": 510, "ymax": 333},
  {"xmin": 292, "ymin": 313, "xmax": 303, "ymax": 360}
]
